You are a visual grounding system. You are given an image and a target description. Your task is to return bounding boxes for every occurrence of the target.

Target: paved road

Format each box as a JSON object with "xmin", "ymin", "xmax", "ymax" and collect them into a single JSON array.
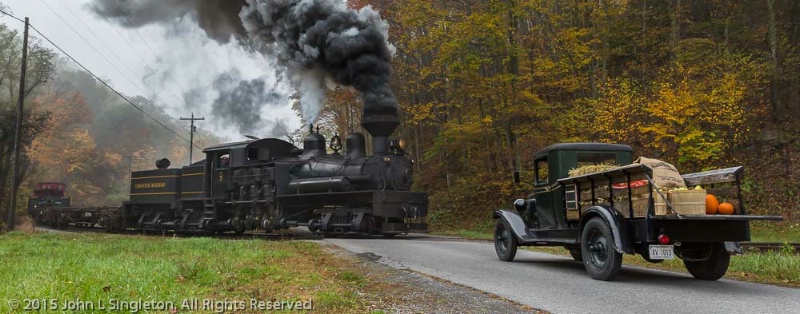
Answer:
[{"xmin": 326, "ymin": 235, "xmax": 800, "ymax": 314}]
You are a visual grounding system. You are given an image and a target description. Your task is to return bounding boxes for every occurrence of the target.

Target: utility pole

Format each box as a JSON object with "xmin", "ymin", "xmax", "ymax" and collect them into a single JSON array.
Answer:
[
  {"xmin": 7, "ymin": 17, "xmax": 29, "ymax": 231},
  {"xmin": 180, "ymin": 113, "xmax": 204, "ymax": 165},
  {"xmin": 125, "ymin": 155, "xmax": 132, "ymax": 197}
]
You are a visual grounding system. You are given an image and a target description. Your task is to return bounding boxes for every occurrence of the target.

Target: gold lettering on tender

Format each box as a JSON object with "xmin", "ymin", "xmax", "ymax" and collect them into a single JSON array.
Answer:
[{"xmin": 134, "ymin": 182, "xmax": 167, "ymax": 189}]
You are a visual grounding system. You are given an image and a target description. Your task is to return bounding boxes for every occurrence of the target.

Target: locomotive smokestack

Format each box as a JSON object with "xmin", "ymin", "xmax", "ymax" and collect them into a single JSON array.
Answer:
[{"xmin": 361, "ymin": 111, "xmax": 398, "ymax": 156}]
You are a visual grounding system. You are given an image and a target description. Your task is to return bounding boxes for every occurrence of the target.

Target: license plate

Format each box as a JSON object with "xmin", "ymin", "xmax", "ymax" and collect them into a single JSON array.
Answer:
[{"xmin": 649, "ymin": 245, "xmax": 674, "ymax": 260}]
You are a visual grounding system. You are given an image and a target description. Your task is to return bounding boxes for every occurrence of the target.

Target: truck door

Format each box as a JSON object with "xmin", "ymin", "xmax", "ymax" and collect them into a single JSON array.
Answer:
[{"xmin": 533, "ymin": 156, "xmax": 558, "ymax": 229}]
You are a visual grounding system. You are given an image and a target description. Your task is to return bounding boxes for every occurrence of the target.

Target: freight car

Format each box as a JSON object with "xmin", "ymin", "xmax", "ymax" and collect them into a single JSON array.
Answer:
[
  {"xmin": 27, "ymin": 182, "xmax": 118, "ymax": 229},
  {"xmin": 100, "ymin": 116, "xmax": 428, "ymax": 236},
  {"xmin": 27, "ymin": 182, "xmax": 71, "ymax": 217}
]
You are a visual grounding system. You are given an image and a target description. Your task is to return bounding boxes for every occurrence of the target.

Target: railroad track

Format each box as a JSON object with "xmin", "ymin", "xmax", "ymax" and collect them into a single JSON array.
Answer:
[
  {"xmin": 740, "ymin": 242, "xmax": 800, "ymax": 254},
  {"xmin": 35, "ymin": 225, "xmax": 324, "ymax": 240}
]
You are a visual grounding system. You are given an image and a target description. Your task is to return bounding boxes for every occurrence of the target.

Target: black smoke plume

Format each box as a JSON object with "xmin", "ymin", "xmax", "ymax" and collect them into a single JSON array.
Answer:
[
  {"xmin": 88, "ymin": 0, "xmax": 247, "ymax": 43},
  {"xmin": 240, "ymin": 0, "xmax": 398, "ymax": 121}
]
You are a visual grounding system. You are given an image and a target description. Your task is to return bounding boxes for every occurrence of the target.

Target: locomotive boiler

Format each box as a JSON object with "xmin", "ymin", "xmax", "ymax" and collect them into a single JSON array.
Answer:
[{"xmin": 113, "ymin": 113, "xmax": 428, "ymax": 236}]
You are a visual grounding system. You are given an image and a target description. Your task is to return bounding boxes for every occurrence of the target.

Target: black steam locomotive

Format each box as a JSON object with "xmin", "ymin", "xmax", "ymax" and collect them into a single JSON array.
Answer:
[{"xmin": 105, "ymin": 116, "xmax": 428, "ymax": 236}]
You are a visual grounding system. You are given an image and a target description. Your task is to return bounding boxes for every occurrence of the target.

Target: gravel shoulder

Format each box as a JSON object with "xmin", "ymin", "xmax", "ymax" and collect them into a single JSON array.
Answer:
[{"xmin": 320, "ymin": 242, "xmax": 544, "ymax": 314}]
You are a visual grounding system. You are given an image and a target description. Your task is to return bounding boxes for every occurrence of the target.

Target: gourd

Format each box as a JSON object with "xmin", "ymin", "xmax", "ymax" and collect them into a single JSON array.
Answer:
[
  {"xmin": 718, "ymin": 202, "xmax": 735, "ymax": 215},
  {"xmin": 705, "ymin": 194, "xmax": 719, "ymax": 215}
]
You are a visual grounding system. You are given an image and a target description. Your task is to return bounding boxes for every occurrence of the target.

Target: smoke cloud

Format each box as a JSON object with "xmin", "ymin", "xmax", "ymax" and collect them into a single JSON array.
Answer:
[
  {"xmin": 210, "ymin": 73, "xmax": 284, "ymax": 135},
  {"xmin": 88, "ymin": 0, "xmax": 398, "ymax": 126}
]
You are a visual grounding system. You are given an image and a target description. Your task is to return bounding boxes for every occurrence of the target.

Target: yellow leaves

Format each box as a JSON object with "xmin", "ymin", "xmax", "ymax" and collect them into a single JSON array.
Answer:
[
  {"xmin": 405, "ymin": 102, "xmax": 436, "ymax": 124},
  {"xmin": 589, "ymin": 54, "xmax": 766, "ymax": 168}
]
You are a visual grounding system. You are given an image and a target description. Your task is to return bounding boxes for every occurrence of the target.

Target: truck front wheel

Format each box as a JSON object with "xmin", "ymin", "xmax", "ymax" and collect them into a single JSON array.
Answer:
[
  {"xmin": 494, "ymin": 219, "xmax": 518, "ymax": 262},
  {"xmin": 682, "ymin": 242, "xmax": 730, "ymax": 281},
  {"xmin": 581, "ymin": 217, "xmax": 622, "ymax": 281}
]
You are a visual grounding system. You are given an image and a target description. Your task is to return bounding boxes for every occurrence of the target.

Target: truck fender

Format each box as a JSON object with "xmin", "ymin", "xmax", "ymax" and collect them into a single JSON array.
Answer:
[
  {"xmin": 493, "ymin": 209, "xmax": 533, "ymax": 242},
  {"xmin": 579, "ymin": 205, "xmax": 633, "ymax": 254}
]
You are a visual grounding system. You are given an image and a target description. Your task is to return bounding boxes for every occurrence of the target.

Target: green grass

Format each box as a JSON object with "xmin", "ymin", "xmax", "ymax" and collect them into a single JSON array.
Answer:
[
  {"xmin": 0, "ymin": 232, "xmax": 382, "ymax": 313},
  {"xmin": 749, "ymin": 220, "xmax": 800, "ymax": 243}
]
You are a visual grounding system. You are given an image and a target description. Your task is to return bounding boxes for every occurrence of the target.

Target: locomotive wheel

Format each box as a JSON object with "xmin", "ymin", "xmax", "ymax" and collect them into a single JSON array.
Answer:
[
  {"xmin": 683, "ymin": 242, "xmax": 730, "ymax": 281},
  {"xmin": 234, "ymin": 221, "xmax": 246, "ymax": 235},
  {"xmin": 494, "ymin": 219, "xmax": 518, "ymax": 262},
  {"xmin": 581, "ymin": 217, "xmax": 622, "ymax": 281}
]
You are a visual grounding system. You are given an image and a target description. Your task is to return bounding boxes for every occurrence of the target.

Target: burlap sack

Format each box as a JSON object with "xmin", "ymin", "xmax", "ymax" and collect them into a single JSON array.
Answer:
[{"xmin": 634, "ymin": 157, "xmax": 686, "ymax": 188}]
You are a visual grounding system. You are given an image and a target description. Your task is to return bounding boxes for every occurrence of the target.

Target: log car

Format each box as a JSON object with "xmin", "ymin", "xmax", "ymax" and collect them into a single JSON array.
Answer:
[{"xmin": 493, "ymin": 143, "xmax": 782, "ymax": 281}]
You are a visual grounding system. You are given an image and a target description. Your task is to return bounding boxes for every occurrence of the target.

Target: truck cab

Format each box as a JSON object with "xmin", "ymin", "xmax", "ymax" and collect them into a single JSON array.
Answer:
[
  {"xmin": 494, "ymin": 142, "xmax": 782, "ymax": 281},
  {"xmin": 529, "ymin": 143, "xmax": 633, "ymax": 230}
]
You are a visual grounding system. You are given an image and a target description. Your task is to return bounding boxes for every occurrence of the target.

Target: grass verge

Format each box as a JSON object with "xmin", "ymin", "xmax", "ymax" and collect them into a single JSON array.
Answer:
[{"xmin": 0, "ymin": 232, "xmax": 388, "ymax": 313}]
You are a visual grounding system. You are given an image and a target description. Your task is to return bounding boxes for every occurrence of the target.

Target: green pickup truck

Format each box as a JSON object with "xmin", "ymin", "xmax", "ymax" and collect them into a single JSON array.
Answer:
[{"xmin": 494, "ymin": 143, "xmax": 782, "ymax": 281}]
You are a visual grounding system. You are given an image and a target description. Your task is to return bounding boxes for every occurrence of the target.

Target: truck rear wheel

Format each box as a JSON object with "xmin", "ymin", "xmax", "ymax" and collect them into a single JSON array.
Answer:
[
  {"xmin": 494, "ymin": 219, "xmax": 518, "ymax": 262},
  {"xmin": 581, "ymin": 217, "xmax": 622, "ymax": 281},
  {"xmin": 683, "ymin": 243, "xmax": 730, "ymax": 281}
]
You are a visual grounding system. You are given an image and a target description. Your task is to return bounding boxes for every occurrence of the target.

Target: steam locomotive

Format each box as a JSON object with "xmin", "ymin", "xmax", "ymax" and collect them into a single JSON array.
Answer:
[{"xmin": 94, "ymin": 114, "xmax": 427, "ymax": 236}]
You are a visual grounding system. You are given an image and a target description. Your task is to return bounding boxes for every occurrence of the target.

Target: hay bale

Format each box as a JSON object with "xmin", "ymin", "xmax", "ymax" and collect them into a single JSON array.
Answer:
[{"xmin": 568, "ymin": 163, "xmax": 618, "ymax": 177}]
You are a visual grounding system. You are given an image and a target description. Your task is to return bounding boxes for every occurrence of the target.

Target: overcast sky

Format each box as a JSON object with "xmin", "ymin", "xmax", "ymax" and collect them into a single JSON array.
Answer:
[{"xmin": 0, "ymin": 0, "xmax": 300, "ymax": 141}]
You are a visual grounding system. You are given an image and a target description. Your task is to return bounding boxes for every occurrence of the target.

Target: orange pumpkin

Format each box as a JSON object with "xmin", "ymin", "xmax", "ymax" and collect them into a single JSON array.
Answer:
[
  {"xmin": 718, "ymin": 202, "xmax": 735, "ymax": 215},
  {"xmin": 705, "ymin": 194, "xmax": 719, "ymax": 215}
]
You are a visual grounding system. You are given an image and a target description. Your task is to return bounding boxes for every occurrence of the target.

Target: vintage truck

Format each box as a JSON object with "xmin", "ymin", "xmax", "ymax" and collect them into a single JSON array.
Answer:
[{"xmin": 494, "ymin": 143, "xmax": 782, "ymax": 281}]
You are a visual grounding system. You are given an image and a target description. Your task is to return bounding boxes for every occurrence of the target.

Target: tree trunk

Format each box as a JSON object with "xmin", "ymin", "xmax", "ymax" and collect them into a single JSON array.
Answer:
[
  {"xmin": 767, "ymin": 0, "xmax": 782, "ymax": 115},
  {"xmin": 669, "ymin": 0, "xmax": 681, "ymax": 62}
]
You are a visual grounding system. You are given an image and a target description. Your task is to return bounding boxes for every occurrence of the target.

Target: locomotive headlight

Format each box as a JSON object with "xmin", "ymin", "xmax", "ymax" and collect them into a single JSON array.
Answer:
[{"xmin": 389, "ymin": 137, "xmax": 408, "ymax": 155}]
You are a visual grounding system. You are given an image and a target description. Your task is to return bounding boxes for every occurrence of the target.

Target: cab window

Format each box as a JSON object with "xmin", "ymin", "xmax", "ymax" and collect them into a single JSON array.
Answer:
[
  {"xmin": 575, "ymin": 152, "xmax": 617, "ymax": 168},
  {"xmin": 216, "ymin": 153, "xmax": 230, "ymax": 169},
  {"xmin": 534, "ymin": 158, "xmax": 549, "ymax": 185}
]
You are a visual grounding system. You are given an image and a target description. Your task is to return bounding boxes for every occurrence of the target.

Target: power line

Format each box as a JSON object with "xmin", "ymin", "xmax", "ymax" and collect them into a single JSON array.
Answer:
[
  {"xmin": 107, "ymin": 0, "xmax": 192, "ymax": 97},
  {"xmin": 25, "ymin": 24, "xmax": 197, "ymax": 148},
  {"xmin": 54, "ymin": 0, "xmax": 151, "ymax": 94},
  {"xmin": 0, "ymin": 8, "xmax": 25, "ymax": 23},
  {"xmin": 86, "ymin": 1, "xmax": 159, "ymax": 74},
  {"xmin": 37, "ymin": 0, "xmax": 152, "ymax": 100},
  {"xmin": 0, "ymin": 9, "xmax": 201, "ymax": 149}
]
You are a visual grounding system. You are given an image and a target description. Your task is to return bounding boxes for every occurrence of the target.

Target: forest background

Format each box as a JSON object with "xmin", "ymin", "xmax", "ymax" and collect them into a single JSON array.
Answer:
[{"xmin": 2, "ymin": 0, "xmax": 799, "ymax": 231}]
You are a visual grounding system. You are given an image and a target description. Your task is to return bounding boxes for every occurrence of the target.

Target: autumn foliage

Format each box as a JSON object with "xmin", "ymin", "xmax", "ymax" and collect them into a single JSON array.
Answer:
[{"xmin": 325, "ymin": 0, "xmax": 800, "ymax": 230}]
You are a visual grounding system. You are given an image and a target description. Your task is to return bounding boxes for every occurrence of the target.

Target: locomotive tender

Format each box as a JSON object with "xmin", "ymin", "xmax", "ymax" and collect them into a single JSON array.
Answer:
[{"xmin": 109, "ymin": 116, "xmax": 427, "ymax": 236}]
